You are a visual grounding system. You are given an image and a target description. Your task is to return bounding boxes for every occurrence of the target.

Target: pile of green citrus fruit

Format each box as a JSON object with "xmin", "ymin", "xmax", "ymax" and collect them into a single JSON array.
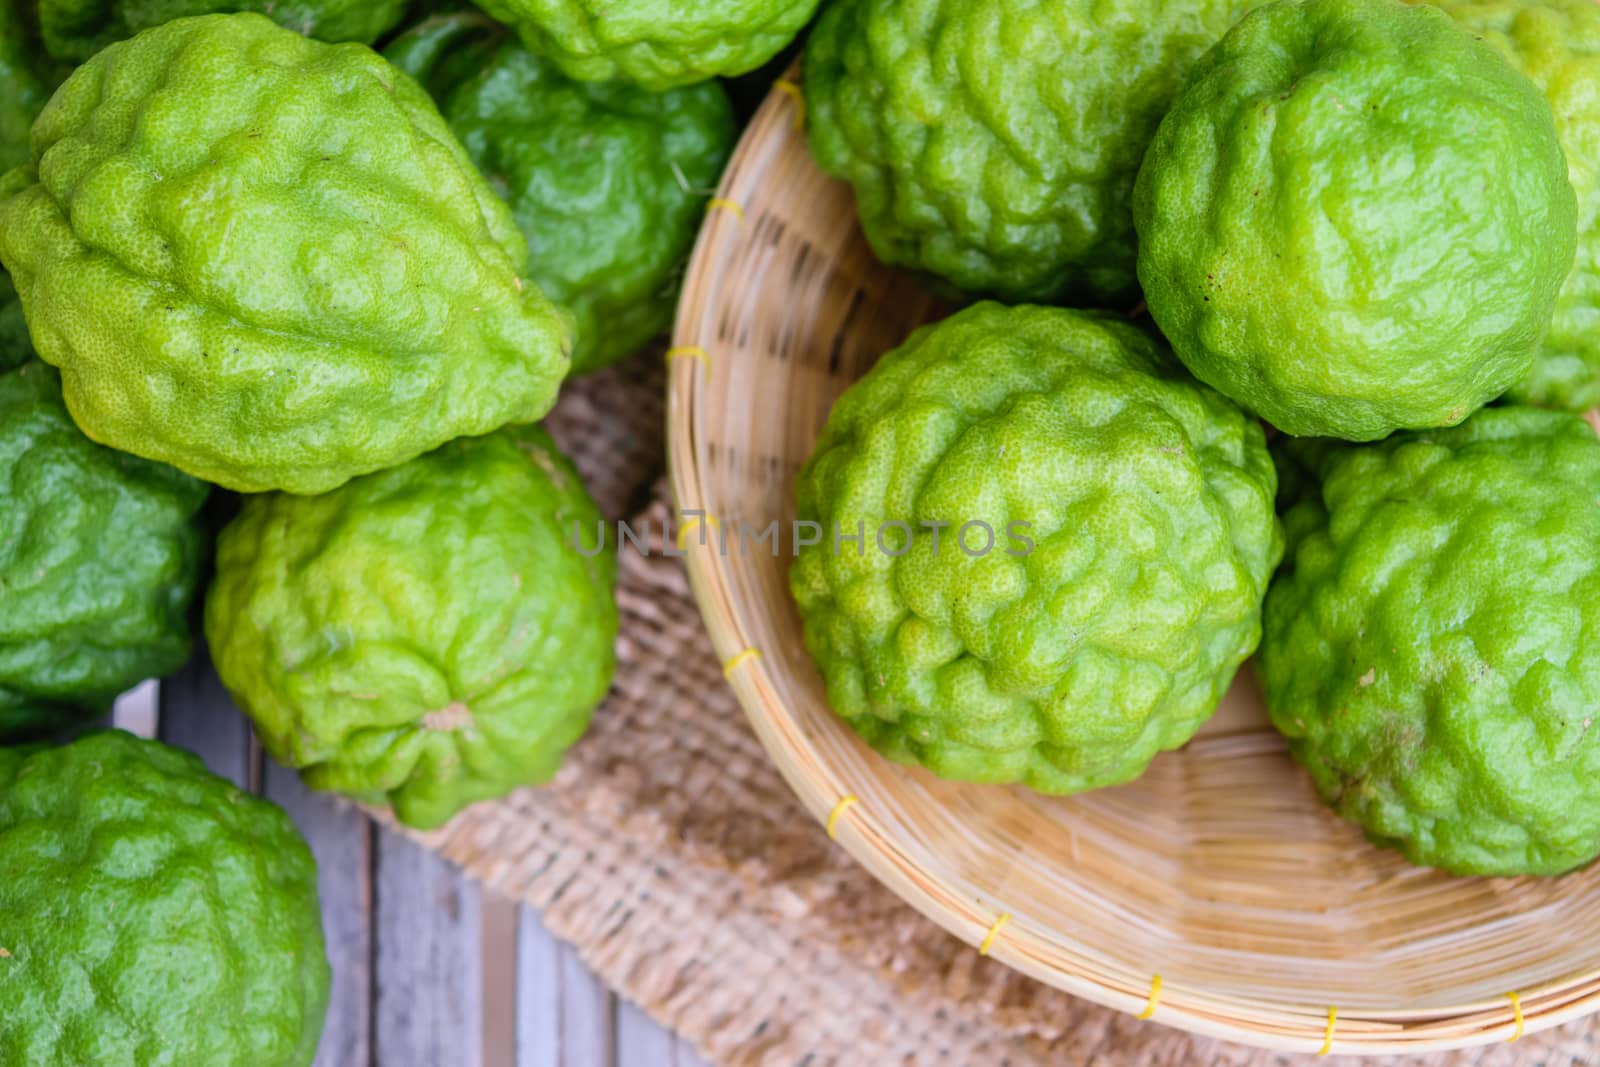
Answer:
[
  {"xmin": 0, "ymin": 0, "xmax": 779, "ymax": 1059},
  {"xmin": 797, "ymin": 0, "xmax": 1600, "ymax": 883},
  {"xmin": 1, "ymin": 0, "xmax": 1597, "ymax": 1058}
]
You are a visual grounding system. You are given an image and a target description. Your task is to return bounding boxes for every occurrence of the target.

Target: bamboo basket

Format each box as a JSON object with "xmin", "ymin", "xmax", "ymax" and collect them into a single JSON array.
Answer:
[{"xmin": 665, "ymin": 66, "xmax": 1600, "ymax": 1057}]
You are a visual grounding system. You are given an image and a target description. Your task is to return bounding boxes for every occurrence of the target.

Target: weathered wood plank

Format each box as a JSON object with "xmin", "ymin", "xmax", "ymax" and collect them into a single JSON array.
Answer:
[
  {"xmin": 616, "ymin": 1000, "xmax": 709, "ymax": 1067},
  {"xmin": 482, "ymin": 896, "xmax": 520, "ymax": 1067},
  {"xmin": 263, "ymin": 761, "xmax": 375, "ymax": 1067},
  {"xmin": 516, "ymin": 907, "xmax": 615, "ymax": 1067},
  {"xmin": 157, "ymin": 647, "xmax": 254, "ymax": 788},
  {"xmin": 375, "ymin": 830, "xmax": 485, "ymax": 1067},
  {"xmin": 109, "ymin": 678, "xmax": 161, "ymax": 739}
]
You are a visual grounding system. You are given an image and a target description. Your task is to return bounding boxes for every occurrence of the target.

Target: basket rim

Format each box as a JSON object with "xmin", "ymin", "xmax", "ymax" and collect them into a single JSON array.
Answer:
[{"xmin": 665, "ymin": 59, "xmax": 1600, "ymax": 1058}]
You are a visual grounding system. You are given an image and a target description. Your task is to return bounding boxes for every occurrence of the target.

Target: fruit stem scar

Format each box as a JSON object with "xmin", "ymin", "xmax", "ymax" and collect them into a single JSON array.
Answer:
[
  {"xmin": 978, "ymin": 912, "xmax": 1011, "ymax": 956},
  {"xmin": 825, "ymin": 794, "xmax": 858, "ymax": 839},
  {"xmin": 0, "ymin": 947, "xmax": 11, "ymax": 958},
  {"xmin": 422, "ymin": 702, "xmax": 474, "ymax": 732},
  {"xmin": 1137, "ymin": 974, "xmax": 1162, "ymax": 1019}
]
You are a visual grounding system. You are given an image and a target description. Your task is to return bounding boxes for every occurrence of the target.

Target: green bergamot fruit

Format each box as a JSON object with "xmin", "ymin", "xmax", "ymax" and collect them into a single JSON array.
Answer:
[
  {"xmin": 1425, "ymin": 0, "xmax": 1600, "ymax": 413},
  {"xmin": 791, "ymin": 303, "xmax": 1283, "ymax": 792},
  {"xmin": 206, "ymin": 425, "xmax": 617, "ymax": 830},
  {"xmin": 468, "ymin": 0, "xmax": 821, "ymax": 90},
  {"xmin": 0, "ymin": 730, "xmax": 330, "ymax": 1065},
  {"xmin": 805, "ymin": 0, "xmax": 1254, "ymax": 306},
  {"xmin": 0, "ymin": 13, "xmax": 572, "ymax": 494},
  {"xmin": 386, "ymin": 12, "xmax": 735, "ymax": 373},
  {"xmin": 1261, "ymin": 407, "xmax": 1600, "ymax": 876},
  {"xmin": 32, "ymin": 0, "xmax": 410, "ymax": 63},
  {"xmin": 0, "ymin": 361, "xmax": 208, "ymax": 743},
  {"xmin": 1135, "ymin": 0, "xmax": 1576, "ymax": 440}
]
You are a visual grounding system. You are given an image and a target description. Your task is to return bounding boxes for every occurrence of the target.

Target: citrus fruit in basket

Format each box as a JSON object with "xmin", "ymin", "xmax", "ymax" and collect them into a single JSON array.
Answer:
[
  {"xmin": 1261, "ymin": 407, "xmax": 1600, "ymax": 877},
  {"xmin": 468, "ymin": 0, "xmax": 821, "ymax": 90},
  {"xmin": 805, "ymin": 0, "xmax": 1254, "ymax": 306},
  {"xmin": 0, "ymin": 13, "xmax": 572, "ymax": 494},
  {"xmin": 207, "ymin": 425, "xmax": 617, "ymax": 830},
  {"xmin": 0, "ymin": 0, "xmax": 49, "ymax": 372},
  {"xmin": 0, "ymin": 730, "xmax": 329, "ymax": 1065},
  {"xmin": 0, "ymin": 361, "xmax": 208, "ymax": 743},
  {"xmin": 31, "ymin": 0, "xmax": 409, "ymax": 62},
  {"xmin": 386, "ymin": 12, "xmax": 735, "ymax": 373},
  {"xmin": 791, "ymin": 303, "xmax": 1283, "ymax": 792},
  {"xmin": 1425, "ymin": 0, "xmax": 1600, "ymax": 413},
  {"xmin": 1135, "ymin": 0, "xmax": 1576, "ymax": 441}
]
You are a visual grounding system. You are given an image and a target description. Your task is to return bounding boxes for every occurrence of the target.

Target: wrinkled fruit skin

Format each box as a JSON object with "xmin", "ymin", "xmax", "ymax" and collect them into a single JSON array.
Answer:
[
  {"xmin": 1427, "ymin": 0, "xmax": 1600, "ymax": 412},
  {"xmin": 0, "ymin": 14, "xmax": 572, "ymax": 494},
  {"xmin": 791, "ymin": 303, "xmax": 1282, "ymax": 792},
  {"xmin": 1261, "ymin": 408, "xmax": 1600, "ymax": 876},
  {"xmin": 807, "ymin": 0, "xmax": 1251, "ymax": 306},
  {"xmin": 469, "ymin": 0, "xmax": 820, "ymax": 90},
  {"xmin": 0, "ymin": 731, "xmax": 330, "ymax": 1065},
  {"xmin": 34, "ymin": 0, "xmax": 409, "ymax": 63},
  {"xmin": 1136, "ymin": 0, "xmax": 1576, "ymax": 440},
  {"xmin": 207, "ymin": 425, "xmax": 618, "ymax": 830},
  {"xmin": 387, "ymin": 14, "xmax": 734, "ymax": 373},
  {"xmin": 0, "ymin": 362, "xmax": 207, "ymax": 742},
  {"xmin": 0, "ymin": 0, "xmax": 49, "ymax": 371}
]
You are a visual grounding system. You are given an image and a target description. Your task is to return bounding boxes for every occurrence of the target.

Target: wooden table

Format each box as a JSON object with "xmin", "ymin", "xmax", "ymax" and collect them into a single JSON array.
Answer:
[{"xmin": 115, "ymin": 654, "xmax": 709, "ymax": 1067}]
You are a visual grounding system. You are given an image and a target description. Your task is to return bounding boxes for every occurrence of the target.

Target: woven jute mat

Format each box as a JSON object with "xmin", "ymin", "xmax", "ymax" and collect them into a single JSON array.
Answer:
[{"xmin": 395, "ymin": 349, "xmax": 1600, "ymax": 1067}]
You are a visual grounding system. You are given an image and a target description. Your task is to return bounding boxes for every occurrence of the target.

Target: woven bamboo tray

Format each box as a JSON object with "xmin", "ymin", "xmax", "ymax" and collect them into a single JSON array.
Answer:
[{"xmin": 665, "ymin": 66, "xmax": 1600, "ymax": 1057}]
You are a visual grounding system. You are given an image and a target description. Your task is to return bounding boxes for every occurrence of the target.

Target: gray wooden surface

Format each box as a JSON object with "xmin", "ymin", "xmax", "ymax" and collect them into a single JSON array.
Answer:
[{"xmin": 116, "ymin": 657, "xmax": 709, "ymax": 1067}]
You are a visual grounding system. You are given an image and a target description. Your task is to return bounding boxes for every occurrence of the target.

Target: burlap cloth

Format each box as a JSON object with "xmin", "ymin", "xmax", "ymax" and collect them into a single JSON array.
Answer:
[{"xmin": 395, "ymin": 350, "xmax": 1600, "ymax": 1067}]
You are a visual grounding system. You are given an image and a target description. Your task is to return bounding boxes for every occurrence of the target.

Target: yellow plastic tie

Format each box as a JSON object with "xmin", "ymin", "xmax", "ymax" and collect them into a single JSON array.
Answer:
[
  {"xmin": 707, "ymin": 197, "xmax": 746, "ymax": 223},
  {"xmin": 1506, "ymin": 992, "xmax": 1525, "ymax": 1043},
  {"xmin": 978, "ymin": 912, "xmax": 1011, "ymax": 957},
  {"xmin": 773, "ymin": 78, "xmax": 806, "ymax": 129},
  {"xmin": 825, "ymin": 794, "xmax": 858, "ymax": 840},
  {"xmin": 1136, "ymin": 975, "xmax": 1163, "ymax": 1020},
  {"xmin": 665, "ymin": 345, "xmax": 710, "ymax": 378},
  {"xmin": 721, "ymin": 648, "xmax": 762, "ymax": 679},
  {"xmin": 675, "ymin": 514, "xmax": 721, "ymax": 551},
  {"xmin": 1317, "ymin": 1006, "xmax": 1338, "ymax": 1057}
]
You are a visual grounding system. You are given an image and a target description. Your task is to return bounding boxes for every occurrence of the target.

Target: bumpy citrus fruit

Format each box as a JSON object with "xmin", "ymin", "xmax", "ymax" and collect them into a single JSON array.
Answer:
[
  {"xmin": 0, "ymin": 362, "xmax": 208, "ymax": 742},
  {"xmin": 468, "ymin": 0, "xmax": 820, "ymax": 90},
  {"xmin": 1262, "ymin": 408, "xmax": 1600, "ymax": 876},
  {"xmin": 806, "ymin": 0, "xmax": 1253, "ymax": 306},
  {"xmin": 1425, "ymin": 0, "xmax": 1600, "ymax": 412},
  {"xmin": 207, "ymin": 425, "xmax": 617, "ymax": 830},
  {"xmin": 33, "ymin": 0, "xmax": 409, "ymax": 63},
  {"xmin": 0, "ymin": 13, "xmax": 572, "ymax": 493},
  {"xmin": 0, "ymin": 731, "xmax": 330, "ymax": 1065},
  {"xmin": 1136, "ymin": 0, "xmax": 1576, "ymax": 440},
  {"xmin": 387, "ymin": 13, "xmax": 734, "ymax": 372},
  {"xmin": 0, "ymin": 0, "xmax": 49, "ymax": 371},
  {"xmin": 792, "ymin": 303, "xmax": 1282, "ymax": 792}
]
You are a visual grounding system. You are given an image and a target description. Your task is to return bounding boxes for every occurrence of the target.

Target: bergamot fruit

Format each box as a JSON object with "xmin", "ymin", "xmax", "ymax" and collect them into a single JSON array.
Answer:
[
  {"xmin": 1261, "ymin": 408, "xmax": 1600, "ymax": 876},
  {"xmin": 791, "ymin": 303, "xmax": 1283, "ymax": 792},
  {"xmin": 467, "ymin": 0, "xmax": 821, "ymax": 90},
  {"xmin": 0, "ymin": 13, "xmax": 572, "ymax": 494},
  {"xmin": 1, "ymin": 1, "xmax": 49, "ymax": 372},
  {"xmin": 32, "ymin": 0, "xmax": 410, "ymax": 63},
  {"xmin": 386, "ymin": 13, "xmax": 735, "ymax": 373},
  {"xmin": 1135, "ymin": 0, "xmax": 1576, "ymax": 441},
  {"xmin": 206, "ymin": 425, "xmax": 617, "ymax": 830},
  {"xmin": 0, "ymin": 361, "xmax": 208, "ymax": 743},
  {"xmin": 0, "ymin": 730, "xmax": 329, "ymax": 1065},
  {"xmin": 1425, "ymin": 0, "xmax": 1600, "ymax": 413},
  {"xmin": 805, "ymin": 0, "xmax": 1253, "ymax": 306}
]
